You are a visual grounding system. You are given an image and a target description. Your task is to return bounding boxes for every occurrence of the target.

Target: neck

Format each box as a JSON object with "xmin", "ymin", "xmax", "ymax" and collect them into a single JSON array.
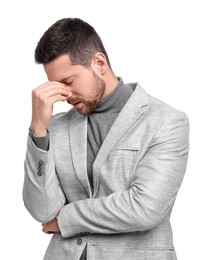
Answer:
[{"xmin": 102, "ymin": 71, "xmax": 119, "ymax": 99}]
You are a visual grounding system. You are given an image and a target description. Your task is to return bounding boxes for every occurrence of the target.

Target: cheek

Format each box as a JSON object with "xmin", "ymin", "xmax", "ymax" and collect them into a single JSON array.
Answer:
[
  {"xmin": 75, "ymin": 86, "xmax": 94, "ymax": 99},
  {"xmin": 69, "ymin": 75, "xmax": 96, "ymax": 99}
]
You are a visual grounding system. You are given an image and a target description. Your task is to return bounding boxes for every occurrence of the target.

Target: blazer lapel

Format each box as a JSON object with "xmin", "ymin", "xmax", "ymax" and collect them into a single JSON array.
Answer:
[
  {"xmin": 69, "ymin": 112, "xmax": 92, "ymax": 197},
  {"xmin": 93, "ymin": 83, "xmax": 148, "ymax": 196}
]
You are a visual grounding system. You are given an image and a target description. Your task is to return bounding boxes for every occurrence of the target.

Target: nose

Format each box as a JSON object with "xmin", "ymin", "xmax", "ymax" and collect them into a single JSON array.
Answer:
[
  {"xmin": 67, "ymin": 91, "xmax": 72, "ymax": 98},
  {"xmin": 67, "ymin": 94, "xmax": 76, "ymax": 104}
]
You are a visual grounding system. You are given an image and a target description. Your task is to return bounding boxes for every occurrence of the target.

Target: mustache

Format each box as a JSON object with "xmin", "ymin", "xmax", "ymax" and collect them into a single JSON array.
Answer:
[{"xmin": 67, "ymin": 95, "xmax": 82, "ymax": 104}]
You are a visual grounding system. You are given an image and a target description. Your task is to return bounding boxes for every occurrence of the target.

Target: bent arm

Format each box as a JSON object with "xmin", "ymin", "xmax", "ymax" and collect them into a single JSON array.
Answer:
[
  {"xmin": 23, "ymin": 81, "xmax": 71, "ymax": 222},
  {"xmin": 58, "ymin": 112, "xmax": 189, "ymax": 238},
  {"xmin": 23, "ymin": 136, "xmax": 66, "ymax": 223}
]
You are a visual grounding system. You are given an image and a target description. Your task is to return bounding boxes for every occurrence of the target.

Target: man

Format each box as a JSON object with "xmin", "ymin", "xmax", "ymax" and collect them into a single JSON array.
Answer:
[{"xmin": 23, "ymin": 17, "xmax": 189, "ymax": 260}]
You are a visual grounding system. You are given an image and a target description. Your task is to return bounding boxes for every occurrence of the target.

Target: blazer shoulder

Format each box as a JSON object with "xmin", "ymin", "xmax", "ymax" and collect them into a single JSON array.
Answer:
[
  {"xmin": 142, "ymin": 94, "xmax": 189, "ymax": 132},
  {"xmin": 147, "ymin": 94, "xmax": 188, "ymax": 120}
]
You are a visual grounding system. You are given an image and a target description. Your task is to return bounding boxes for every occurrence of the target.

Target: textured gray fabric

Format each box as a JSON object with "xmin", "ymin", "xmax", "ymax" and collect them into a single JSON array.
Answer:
[{"xmin": 23, "ymin": 83, "xmax": 189, "ymax": 260}]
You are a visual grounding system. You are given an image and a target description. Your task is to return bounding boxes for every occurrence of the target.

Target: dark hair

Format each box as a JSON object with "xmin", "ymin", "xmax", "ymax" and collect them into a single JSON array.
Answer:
[{"xmin": 35, "ymin": 18, "xmax": 111, "ymax": 67}]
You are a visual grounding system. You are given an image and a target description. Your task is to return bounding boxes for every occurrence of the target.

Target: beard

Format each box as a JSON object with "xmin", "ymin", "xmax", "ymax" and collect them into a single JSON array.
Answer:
[{"xmin": 68, "ymin": 71, "xmax": 106, "ymax": 115}]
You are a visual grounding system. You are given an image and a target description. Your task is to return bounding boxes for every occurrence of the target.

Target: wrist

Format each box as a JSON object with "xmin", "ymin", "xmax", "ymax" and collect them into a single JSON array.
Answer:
[{"xmin": 29, "ymin": 126, "xmax": 48, "ymax": 137}]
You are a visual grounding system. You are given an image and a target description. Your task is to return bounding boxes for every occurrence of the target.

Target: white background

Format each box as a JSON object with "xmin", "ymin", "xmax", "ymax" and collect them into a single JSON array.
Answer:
[{"xmin": 0, "ymin": 0, "xmax": 213, "ymax": 259}]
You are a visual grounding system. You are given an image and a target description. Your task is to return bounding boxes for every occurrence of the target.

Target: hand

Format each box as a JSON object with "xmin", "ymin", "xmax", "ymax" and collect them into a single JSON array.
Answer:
[
  {"xmin": 30, "ymin": 81, "xmax": 72, "ymax": 136},
  {"xmin": 42, "ymin": 218, "xmax": 60, "ymax": 234}
]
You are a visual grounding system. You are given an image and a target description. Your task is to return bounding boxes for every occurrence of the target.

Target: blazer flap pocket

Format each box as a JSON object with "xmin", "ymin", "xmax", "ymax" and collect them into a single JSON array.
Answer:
[{"xmin": 113, "ymin": 140, "xmax": 141, "ymax": 151}]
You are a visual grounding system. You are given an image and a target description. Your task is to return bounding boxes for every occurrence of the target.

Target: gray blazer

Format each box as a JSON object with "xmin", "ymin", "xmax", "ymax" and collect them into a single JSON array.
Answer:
[{"xmin": 23, "ymin": 83, "xmax": 189, "ymax": 260}]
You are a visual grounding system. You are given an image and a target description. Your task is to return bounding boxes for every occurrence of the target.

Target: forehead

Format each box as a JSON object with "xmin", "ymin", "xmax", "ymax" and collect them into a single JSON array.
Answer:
[{"xmin": 44, "ymin": 54, "xmax": 82, "ymax": 81}]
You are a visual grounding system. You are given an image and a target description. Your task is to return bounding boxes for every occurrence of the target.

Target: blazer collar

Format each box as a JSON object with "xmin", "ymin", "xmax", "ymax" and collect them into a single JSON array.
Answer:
[
  {"xmin": 93, "ymin": 83, "xmax": 148, "ymax": 196},
  {"xmin": 68, "ymin": 112, "xmax": 92, "ymax": 197}
]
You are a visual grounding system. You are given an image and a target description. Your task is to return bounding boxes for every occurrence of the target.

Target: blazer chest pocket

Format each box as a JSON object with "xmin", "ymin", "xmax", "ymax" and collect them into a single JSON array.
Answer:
[
  {"xmin": 114, "ymin": 144, "xmax": 140, "ymax": 151},
  {"xmin": 110, "ymin": 144, "xmax": 140, "ymax": 166},
  {"xmin": 113, "ymin": 137, "xmax": 141, "ymax": 152},
  {"xmin": 112, "ymin": 135, "xmax": 141, "ymax": 158},
  {"xmin": 108, "ymin": 142, "xmax": 141, "ymax": 174},
  {"xmin": 99, "ymin": 139, "xmax": 142, "ymax": 191}
]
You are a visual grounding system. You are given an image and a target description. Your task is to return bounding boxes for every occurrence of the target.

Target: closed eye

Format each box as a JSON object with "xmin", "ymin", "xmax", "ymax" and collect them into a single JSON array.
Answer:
[{"xmin": 65, "ymin": 81, "xmax": 73, "ymax": 86}]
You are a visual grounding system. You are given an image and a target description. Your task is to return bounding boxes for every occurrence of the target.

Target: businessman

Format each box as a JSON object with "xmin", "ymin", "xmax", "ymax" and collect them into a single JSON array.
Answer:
[{"xmin": 23, "ymin": 17, "xmax": 189, "ymax": 260}]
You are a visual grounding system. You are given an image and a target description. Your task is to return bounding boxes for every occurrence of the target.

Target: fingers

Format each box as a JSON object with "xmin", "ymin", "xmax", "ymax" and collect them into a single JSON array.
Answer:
[
  {"xmin": 42, "ymin": 223, "xmax": 54, "ymax": 234},
  {"xmin": 33, "ymin": 88, "xmax": 71, "ymax": 106},
  {"xmin": 41, "ymin": 218, "xmax": 59, "ymax": 234},
  {"xmin": 35, "ymin": 81, "xmax": 66, "ymax": 92},
  {"xmin": 32, "ymin": 81, "xmax": 72, "ymax": 103},
  {"xmin": 30, "ymin": 81, "xmax": 72, "ymax": 135}
]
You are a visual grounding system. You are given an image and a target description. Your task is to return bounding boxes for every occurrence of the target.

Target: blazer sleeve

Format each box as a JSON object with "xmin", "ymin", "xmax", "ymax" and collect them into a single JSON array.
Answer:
[
  {"xmin": 58, "ymin": 111, "xmax": 189, "ymax": 238},
  {"xmin": 23, "ymin": 136, "xmax": 66, "ymax": 223}
]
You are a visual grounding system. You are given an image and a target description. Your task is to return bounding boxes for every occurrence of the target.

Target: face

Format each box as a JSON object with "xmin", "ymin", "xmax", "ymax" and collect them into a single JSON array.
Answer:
[{"xmin": 44, "ymin": 54, "xmax": 106, "ymax": 115}]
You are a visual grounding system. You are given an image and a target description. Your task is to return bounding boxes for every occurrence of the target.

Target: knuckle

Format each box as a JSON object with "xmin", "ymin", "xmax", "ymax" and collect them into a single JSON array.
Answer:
[
  {"xmin": 37, "ymin": 95, "xmax": 47, "ymax": 105},
  {"xmin": 32, "ymin": 89, "xmax": 40, "ymax": 99},
  {"xmin": 32, "ymin": 89, "xmax": 37, "ymax": 96}
]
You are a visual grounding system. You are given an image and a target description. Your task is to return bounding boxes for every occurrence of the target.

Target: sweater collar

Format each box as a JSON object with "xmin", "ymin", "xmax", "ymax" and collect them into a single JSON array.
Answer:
[{"xmin": 91, "ymin": 77, "xmax": 133, "ymax": 113}]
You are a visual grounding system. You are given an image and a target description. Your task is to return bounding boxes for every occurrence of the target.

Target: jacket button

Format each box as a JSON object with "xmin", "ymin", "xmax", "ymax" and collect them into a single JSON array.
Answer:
[
  {"xmin": 77, "ymin": 237, "xmax": 82, "ymax": 245},
  {"xmin": 37, "ymin": 160, "xmax": 45, "ymax": 176}
]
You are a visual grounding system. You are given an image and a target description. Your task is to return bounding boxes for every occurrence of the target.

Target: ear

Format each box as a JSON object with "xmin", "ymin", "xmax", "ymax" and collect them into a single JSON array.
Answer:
[{"xmin": 91, "ymin": 52, "xmax": 108, "ymax": 75}]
